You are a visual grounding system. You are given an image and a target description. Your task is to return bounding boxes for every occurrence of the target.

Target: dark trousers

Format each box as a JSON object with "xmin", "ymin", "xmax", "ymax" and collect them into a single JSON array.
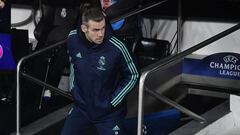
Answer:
[{"xmin": 61, "ymin": 104, "xmax": 126, "ymax": 135}]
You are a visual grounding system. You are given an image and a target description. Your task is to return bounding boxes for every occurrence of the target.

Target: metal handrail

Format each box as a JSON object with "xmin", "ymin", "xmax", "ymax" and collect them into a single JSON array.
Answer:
[
  {"xmin": 110, "ymin": 0, "xmax": 169, "ymax": 24},
  {"xmin": 137, "ymin": 23, "xmax": 240, "ymax": 135},
  {"xmin": 21, "ymin": 72, "xmax": 73, "ymax": 100},
  {"xmin": 16, "ymin": 39, "xmax": 67, "ymax": 135},
  {"xmin": 145, "ymin": 86, "xmax": 206, "ymax": 122}
]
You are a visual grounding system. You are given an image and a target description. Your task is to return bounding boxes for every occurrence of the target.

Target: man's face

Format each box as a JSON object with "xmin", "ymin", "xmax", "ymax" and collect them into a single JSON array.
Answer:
[
  {"xmin": 81, "ymin": 19, "xmax": 106, "ymax": 45},
  {"xmin": 0, "ymin": 0, "xmax": 5, "ymax": 9}
]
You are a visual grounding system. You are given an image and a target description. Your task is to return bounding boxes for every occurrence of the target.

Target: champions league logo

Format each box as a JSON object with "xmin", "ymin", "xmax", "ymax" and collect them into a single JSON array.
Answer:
[
  {"xmin": 183, "ymin": 52, "xmax": 240, "ymax": 80},
  {"xmin": 209, "ymin": 54, "xmax": 240, "ymax": 78},
  {"xmin": 0, "ymin": 44, "xmax": 3, "ymax": 59}
]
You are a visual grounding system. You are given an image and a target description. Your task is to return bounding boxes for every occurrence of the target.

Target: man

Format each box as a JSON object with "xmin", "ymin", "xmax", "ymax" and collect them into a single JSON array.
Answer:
[
  {"xmin": 61, "ymin": 7, "xmax": 139, "ymax": 135},
  {"xmin": 0, "ymin": 0, "xmax": 5, "ymax": 9}
]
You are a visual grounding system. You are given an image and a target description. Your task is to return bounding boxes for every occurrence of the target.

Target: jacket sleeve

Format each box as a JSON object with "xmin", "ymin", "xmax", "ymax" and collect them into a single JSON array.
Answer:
[
  {"xmin": 67, "ymin": 30, "xmax": 78, "ymax": 90},
  {"xmin": 110, "ymin": 37, "xmax": 139, "ymax": 107}
]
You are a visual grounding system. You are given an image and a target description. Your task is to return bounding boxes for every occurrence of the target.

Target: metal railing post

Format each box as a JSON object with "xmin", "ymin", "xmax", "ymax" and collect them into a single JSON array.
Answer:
[
  {"xmin": 15, "ymin": 39, "xmax": 66, "ymax": 135},
  {"xmin": 137, "ymin": 72, "xmax": 148, "ymax": 135},
  {"xmin": 16, "ymin": 57, "xmax": 23, "ymax": 135}
]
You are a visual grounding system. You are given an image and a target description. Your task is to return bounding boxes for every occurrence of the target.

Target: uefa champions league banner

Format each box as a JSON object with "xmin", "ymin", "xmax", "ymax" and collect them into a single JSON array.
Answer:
[{"xmin": 183, "ymin": 53, "xmax": 240, "ymax": 80}]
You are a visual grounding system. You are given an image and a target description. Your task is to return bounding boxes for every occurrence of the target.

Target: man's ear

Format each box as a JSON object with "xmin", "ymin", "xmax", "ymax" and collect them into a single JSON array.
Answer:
[{"xmin": 81, "ymin": 24, "xmax": 87, "ymax": 33}]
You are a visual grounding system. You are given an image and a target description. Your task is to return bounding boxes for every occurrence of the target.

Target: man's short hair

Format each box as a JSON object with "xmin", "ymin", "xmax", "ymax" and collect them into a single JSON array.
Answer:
[{"xmin": 81, "ymin": 7, "xmax": 105, "ymax": 24}]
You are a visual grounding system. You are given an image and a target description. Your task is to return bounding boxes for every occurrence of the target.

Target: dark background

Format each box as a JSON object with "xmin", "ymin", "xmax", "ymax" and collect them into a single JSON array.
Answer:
[
  {"xmin": 12, "ymin": 0, "xmax": 240, "ymax": 21},
  {"xmin": 0, "ymin": 0, "xmax": 10, "ymax": 33}
]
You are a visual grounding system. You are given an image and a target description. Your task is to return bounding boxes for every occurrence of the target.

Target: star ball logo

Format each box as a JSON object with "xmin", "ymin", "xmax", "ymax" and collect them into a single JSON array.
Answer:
[
  {"xmin": 0, "ymin": 44, "xmax": 3, "ymax": 59},
  {"xmin": 223, "ymin": 55, "xmax": 238, "ymax": 64}
]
